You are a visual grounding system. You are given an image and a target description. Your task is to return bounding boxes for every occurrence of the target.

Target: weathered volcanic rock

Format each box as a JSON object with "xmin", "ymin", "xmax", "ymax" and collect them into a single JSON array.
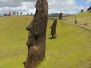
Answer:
[
  {"xmin": 50, "ymin": 19, "xmax": 57, "ymax": 39},
  {"xmin": 24, "ymin": 0, "xmax": 48, "ymax": 68}
]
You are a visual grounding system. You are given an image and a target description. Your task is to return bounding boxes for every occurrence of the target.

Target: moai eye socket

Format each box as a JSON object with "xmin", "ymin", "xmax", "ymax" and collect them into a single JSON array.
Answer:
[{"xmin": 34, "ymin": 34, "xmax": 40, "ymax": 41}]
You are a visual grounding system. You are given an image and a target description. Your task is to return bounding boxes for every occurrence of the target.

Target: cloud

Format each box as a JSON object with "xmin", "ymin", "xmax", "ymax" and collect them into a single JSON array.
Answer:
[
  {"xmin": 48, "ymin": 0, "xmax": 84, "ymax": 14},
  {"xmin": 0, "ymin": 0, "xmax": 36, "ymax": 15},
  {"xmin": 83, "ymin": 0, "xmax": 91, "ymax": 2},
  {"xmin": 0, "ymin": 0, "xmax": 35, "ymax": 7},
  {"xmin": 0, "ymin": 0, "xmax": 89, "ymax": 15}
]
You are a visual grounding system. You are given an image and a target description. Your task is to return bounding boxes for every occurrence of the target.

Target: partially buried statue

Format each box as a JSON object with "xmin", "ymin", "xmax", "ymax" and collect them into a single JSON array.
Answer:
[
  {"xmin": 49, "ymin": 19, "xmax": 57, "ymax": 39},
  {"xmin": 24, "ymin": 0, "xmax": 48, "ymax": 68}
]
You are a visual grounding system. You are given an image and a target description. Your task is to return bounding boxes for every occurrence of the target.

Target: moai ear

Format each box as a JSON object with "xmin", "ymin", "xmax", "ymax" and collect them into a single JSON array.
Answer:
[{"xmin": 34, "ymin": 34, "xmax": 40, "ymax": 41}]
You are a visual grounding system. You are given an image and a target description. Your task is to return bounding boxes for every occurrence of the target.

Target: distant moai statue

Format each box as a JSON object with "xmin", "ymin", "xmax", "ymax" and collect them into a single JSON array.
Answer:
[
  {"xmin": 9, "ymin": 12, "xmax": 11, "ymax": 16},
  {"xmin": 24, "ymin": 0, "xmax": 48, "ymax": 68},
  {"xmin": 17, "ymin": 12, "xmax": 18, "ymax": 15},
  {"xmin": 84, "ymin": 22, "xmax": 88, "ymax": 26},
  {"xmin": 13, "ymin": 11, "xmax": 16, "ymax": 15},
  {"xmin": 31, "ymin": 13, "xmax": 33, "ymax": 16},
  {"xmin": 81, "ymin": 9, "xmax": 83, "ymax": 12},
  {"xmin": 59, "ymin": 12, "xmax": 63, "ymax": 20},
  {"xmin": 20, "ymin": 12, "xmax": 22, "ymax": 15},
  {"xmin": 49, "ymin": 19, "xmax": 57, "ymax": 39},
  {"xmin": 74, "ymin": 18, "xmax": 77, "ymax": 24}
]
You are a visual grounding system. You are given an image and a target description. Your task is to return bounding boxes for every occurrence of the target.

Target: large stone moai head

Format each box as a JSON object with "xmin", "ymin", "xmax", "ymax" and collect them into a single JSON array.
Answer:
[
  {"xmin": 59, "ymin": 12, "xmax": 63, "ymax": 20},
  {"xmin": 49, "ymin": 19, "xmax": 57, "ymax": 39},
  {"xmin": 24, "ymin": 0, "xmax": 48, "ymax": 68}
]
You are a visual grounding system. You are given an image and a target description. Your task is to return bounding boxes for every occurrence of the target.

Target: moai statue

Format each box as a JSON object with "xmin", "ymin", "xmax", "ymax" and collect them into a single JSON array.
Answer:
[
  {"xmin": 59, "ymin": 12, "xmax": 63, "ymax": 20},
  {"xmin": 9, "ymin": 12, "xmax": 11, "ymax": 16},
  {"xmin": 21, "ymin": 12, "xmax": 22, "ymax": 15},
  {"xmin": 13, "ymin": 11, "xmax": 15, "ymax": 15},
  {"xmin": 81, "ymin": 9, "xmax": 83, "ymax": 13},
  {"xmin": 84, "ymin": 22, "xmax": 88, "ymax": 26},
  {"xmin": 74, "ymin": 18, "xmax": 77, "ymax": 24},
  {"xmin": 49, "ymin": 19, "xmax": 57, "ymax": 39},
  {"xmin": 24, "ymin": 0, "xmax": 48, "ymax": 68}
]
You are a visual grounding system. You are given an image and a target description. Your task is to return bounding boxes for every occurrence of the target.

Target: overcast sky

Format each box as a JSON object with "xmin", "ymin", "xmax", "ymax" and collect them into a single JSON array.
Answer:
[{"xmin": 0, "ymin": 0, "xmax": 91, "ymax": 15}]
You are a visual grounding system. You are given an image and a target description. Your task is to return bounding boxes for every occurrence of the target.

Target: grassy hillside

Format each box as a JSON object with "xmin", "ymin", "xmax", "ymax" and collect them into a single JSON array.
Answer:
[
  {"xmin": 0, "ymin": 16, "xmax": 91, "ymax": 68},
  {"xmin": 63, "ymin": 12, "xmax": 91, "ymax": 26},
  {"xmin": 0, "ymin": 16, "xmax": 31, "ymax": 68}
]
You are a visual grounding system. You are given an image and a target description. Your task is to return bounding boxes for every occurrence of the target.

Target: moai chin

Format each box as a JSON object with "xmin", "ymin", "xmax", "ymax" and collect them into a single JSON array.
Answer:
[
  {"xmin": 24, "ymin": 0, "xmax": 48, "ymax": 68},
  {"xmin": 50, "ymin": 19, "xmax": 57, "ymax": 39}
]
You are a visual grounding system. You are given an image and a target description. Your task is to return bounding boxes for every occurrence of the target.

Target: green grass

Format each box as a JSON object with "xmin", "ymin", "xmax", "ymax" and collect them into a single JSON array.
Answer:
[
  {"xmin": 0, "ymin": 16, "xmax": 31, "ymax": 68},
  {"xmin": 0, "ymin": 16, "xmax": 91, "ymax": 68},
  {"xmin": 64, "ymin": 12, "xmax": 91, "ymax": 26}
]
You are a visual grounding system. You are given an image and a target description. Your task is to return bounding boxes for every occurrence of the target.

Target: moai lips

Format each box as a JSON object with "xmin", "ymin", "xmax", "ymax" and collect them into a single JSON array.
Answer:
[{"xmin": 24, "ymin": 0, "xmax": 48, "ymax": 68}]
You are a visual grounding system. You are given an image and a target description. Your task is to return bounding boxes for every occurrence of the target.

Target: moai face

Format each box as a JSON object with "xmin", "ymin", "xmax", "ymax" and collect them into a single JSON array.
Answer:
[{"xmin": 24, "ymin": 0, "xmax": 48, "ymax": 68}]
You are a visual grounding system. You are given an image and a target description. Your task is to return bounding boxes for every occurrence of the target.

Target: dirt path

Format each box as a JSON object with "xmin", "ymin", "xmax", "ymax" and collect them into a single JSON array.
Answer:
[{"xmin": 63, "ymin": 19, "xmax": 91, "ymax": 31}]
